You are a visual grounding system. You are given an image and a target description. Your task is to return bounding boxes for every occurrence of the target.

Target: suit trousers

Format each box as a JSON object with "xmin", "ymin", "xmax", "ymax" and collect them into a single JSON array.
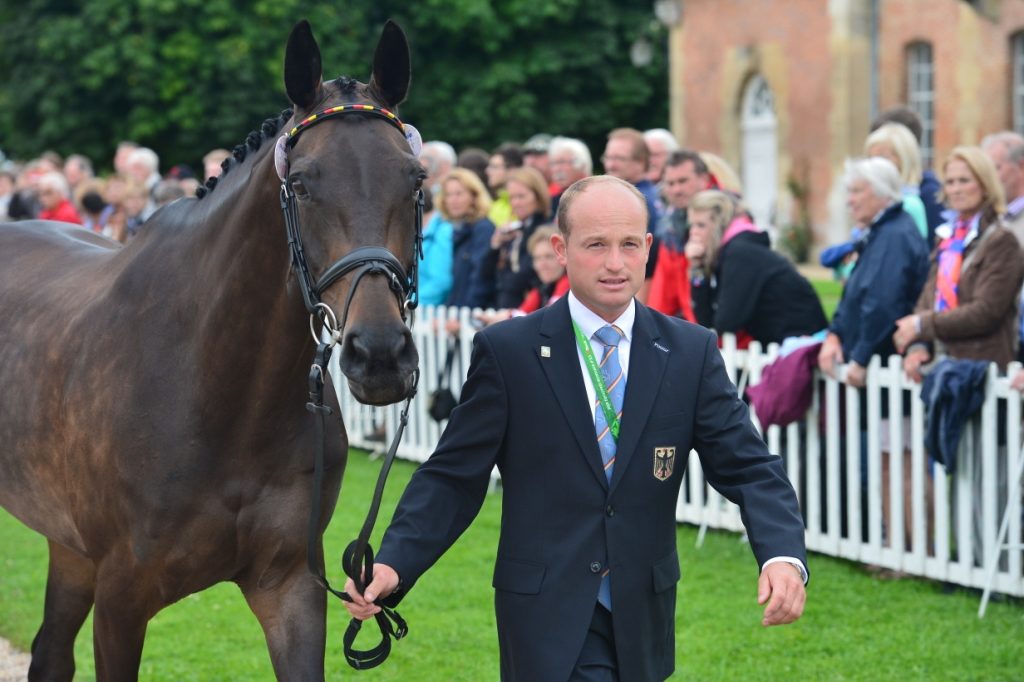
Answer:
[{"xmin": 568, "ymin": 604, "xmax": 618, "ymax": 682}]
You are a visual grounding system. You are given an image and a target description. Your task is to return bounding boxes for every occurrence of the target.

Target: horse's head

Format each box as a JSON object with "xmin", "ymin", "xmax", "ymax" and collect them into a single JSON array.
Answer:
[{"xmin": 281, "ymin": 20, "xmax": 421, "ymax": 405}]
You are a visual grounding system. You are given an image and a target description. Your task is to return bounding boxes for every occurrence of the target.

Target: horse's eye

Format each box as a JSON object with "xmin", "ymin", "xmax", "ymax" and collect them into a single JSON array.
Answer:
[{"xmin": 289, "ymin": 179, "xmax": 309, "ymax": 197}]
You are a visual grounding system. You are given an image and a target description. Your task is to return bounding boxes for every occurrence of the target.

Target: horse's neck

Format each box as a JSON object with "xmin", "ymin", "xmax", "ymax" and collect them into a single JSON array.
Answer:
[{"xmin": 130, "ymin": 151, "xmax": 313, "ymax": 412}]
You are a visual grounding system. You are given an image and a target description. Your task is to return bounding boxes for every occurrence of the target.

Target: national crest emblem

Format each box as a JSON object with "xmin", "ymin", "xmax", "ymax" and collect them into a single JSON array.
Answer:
[{"xmin": 653, "ymin": 446, "xmax": 676, "ymax": 481}]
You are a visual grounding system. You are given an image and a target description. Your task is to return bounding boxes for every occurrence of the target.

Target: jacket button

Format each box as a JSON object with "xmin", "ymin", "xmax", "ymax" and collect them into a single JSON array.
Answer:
[
  {"xmin": 606, "ymin": 505, "xmax": 615, "ymax": 517},
  {"xmin": 590, "ymin": 561, "xmax": 602, "ymax": 573}
]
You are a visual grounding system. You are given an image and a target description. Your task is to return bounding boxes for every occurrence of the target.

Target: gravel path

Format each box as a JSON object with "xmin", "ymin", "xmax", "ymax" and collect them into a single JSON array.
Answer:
[{"xmin": 0, "ymin": 638, "xmax": 29, "ymax": 682}]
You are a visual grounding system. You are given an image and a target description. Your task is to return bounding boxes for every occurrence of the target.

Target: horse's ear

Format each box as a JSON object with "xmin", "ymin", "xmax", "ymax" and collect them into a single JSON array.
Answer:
[
  {"xmin": 284, "ymin": 20, "xmax": 323, "ymax": 111},
  {"xmin": 368, "ymin": 20, "xmax": 411, "ymax": 109}
]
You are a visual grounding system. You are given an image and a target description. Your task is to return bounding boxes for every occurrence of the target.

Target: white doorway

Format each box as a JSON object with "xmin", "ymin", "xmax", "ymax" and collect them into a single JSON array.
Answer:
[{"xmin": 740, "ymin": 75, "xmax": 778, "ymax": 230}]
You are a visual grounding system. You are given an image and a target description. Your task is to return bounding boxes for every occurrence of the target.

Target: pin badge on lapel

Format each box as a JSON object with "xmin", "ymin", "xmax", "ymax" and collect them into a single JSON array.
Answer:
[
  {"xmin": 653, "ymin": 446, "xmax": 676, "ymax": 481},
  {"xmin": 541, "ymin": 346, "xmax": 551, "ymax": 358}
]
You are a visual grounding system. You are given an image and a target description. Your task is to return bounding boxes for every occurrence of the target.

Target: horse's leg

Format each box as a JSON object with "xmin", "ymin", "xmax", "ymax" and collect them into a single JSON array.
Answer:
[
  {"xmin": 90, "ymin": 563, "xmax": 153, "ymax": 682},
  {"xmin": 28, "ymin": 540, "xmax": 96, "ymax": 682},
  {"xmin": 239, "ymin": 565, "xmax": 327, "ymax": 681}
]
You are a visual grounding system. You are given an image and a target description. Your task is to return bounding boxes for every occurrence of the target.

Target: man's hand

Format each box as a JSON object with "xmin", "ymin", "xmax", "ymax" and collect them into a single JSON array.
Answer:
[
  {"xmin": 343, "ymin": 563, "xmax": 401, "ymax": 621},
  {"xmin": 757, "ymin": 562, "xmax": 806, "ymax": 626}
]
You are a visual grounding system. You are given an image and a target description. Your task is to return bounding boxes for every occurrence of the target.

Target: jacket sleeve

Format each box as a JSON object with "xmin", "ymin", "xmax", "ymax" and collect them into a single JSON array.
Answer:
[
  {"xmin": 847, "ymin": 230, "xmax": 928, "ymax": 366},
  {"xmin": 712, "ymin": 247, "xmax": 762, "ymax": 334},
  {"xmin": 691, "ymin": 332, "xmax": 807, "ymax": 569},
  {"xmin": 918, "ymin": 229, "xmax": 1024, "ymax": 342},
  {"xmin": 466, "ymin": 220, "xmax": 497, "ymax": 309},
  {"xmin": 690, "ymin": 275, "xmax": 715, "ymax": 329},
  {"xmin": 377, "ymin": 331, "xmax": 509, "ymax": 599}
]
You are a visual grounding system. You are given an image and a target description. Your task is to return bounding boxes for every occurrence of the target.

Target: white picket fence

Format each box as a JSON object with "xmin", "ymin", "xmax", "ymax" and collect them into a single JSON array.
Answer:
[{"xmin": 330, "ymin": 306, "xmax": 1024, "ymax": 604}]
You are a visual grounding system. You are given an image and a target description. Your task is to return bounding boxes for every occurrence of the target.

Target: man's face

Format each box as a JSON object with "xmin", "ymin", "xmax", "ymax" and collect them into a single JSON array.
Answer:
[
  {"xmin": 985, "ymin": 143, "xmax": 1024, "ymax": 202},
  {"xmin": 550, "ymin": 151, "xmax": 586, "ymax": 188},
  {"xmin": 552, "ymin": 183, "xmax": 652, "ymax": 322},
  {"xmin": 601, "ymin": 138, "xmax": 645, "ymax": 184},
  {"xmin": 663, "ymin": 161, "xmax": 709, "ymax": 210},
  {"xmin": 63, "ymin": 160, "xmax": 86, "ymax": 188}
]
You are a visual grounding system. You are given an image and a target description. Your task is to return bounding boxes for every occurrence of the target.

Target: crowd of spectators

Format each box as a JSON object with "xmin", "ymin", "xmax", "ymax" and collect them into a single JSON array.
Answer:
[
  {"xmin": 0, "ymin": 142, "xmax": 223, "ymax": 242},
  {"xmin": 3, "ymin": 107, "xmax": 1024, "ymax": 391}
]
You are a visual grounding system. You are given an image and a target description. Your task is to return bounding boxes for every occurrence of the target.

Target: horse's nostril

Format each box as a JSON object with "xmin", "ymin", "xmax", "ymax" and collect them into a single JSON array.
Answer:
[{"xmin": 342, "ymin": 327, "xmax": 417, "ymax": 372}]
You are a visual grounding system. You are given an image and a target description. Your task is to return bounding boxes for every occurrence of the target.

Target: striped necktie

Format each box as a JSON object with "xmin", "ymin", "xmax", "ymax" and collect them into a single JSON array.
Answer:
[{"xmin": 593, "ymin": 324, "xmax": 625, "ymax": 610}]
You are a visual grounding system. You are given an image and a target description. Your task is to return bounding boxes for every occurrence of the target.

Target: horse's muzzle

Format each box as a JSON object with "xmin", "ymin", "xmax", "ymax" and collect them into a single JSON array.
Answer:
[{"xmin": 338, "ymin": 324, "xmax": 418, "ymax": 405}]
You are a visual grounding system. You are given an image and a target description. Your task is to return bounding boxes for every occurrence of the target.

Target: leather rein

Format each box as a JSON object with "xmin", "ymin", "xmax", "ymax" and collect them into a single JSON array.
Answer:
[{"xmin": 276, "ymin": 103, "xmax": 422, "ymax": 670}]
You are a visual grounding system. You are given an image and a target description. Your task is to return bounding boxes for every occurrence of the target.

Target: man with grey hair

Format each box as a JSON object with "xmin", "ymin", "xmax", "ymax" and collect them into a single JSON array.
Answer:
[
  {"xmin": 548, "ymin": 136, "xmax": 592, "ymax": 216},
  {"xmin": 125, "ymin": 147, "xmax": 160, "ymax": 221},
  {"xmin": 420, "ymin": 140, "xmax": 457, "ymax": 198},
  {"xmin": 643, "ymin": 128, "xmax": 679, "ymax": 185},
  {"xmin": 981, "ymin": 131, "xmax": 1024, "ymax": 245},
  {"xmin": 63, "ymin": 154, "xmax": 94, "ymax": 192},
  {"xmin": 982, "ymin": 130, "xmax": 1024, "ymax": 362}
]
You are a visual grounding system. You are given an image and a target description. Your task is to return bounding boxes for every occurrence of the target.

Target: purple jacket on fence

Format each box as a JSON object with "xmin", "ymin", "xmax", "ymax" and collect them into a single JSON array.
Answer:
[{"xmin": 745, "ymin": 342, "xmax": 823, "ymax": 429}]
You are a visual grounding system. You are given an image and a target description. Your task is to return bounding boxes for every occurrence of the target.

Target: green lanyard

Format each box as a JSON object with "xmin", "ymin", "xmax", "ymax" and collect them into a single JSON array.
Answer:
[{"xmin": 572, "ymin": 320, "xmax": 621, "ymax": 440}]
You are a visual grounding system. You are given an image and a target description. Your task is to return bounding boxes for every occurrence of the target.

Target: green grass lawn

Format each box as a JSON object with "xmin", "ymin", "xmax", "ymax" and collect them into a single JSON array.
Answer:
[
  {"xmin": 812, "ymin": 277, "xmax": 843, "ymax": 321},
  {"xmin": 3, "ymin": 450, "xmax": 1022, "ymax": 681}
]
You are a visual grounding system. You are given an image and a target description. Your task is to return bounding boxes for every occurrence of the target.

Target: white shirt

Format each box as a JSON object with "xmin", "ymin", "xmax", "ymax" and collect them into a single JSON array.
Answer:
[
  {"xmin": 568, "ymin": 292, "xmax": 635, "ymax": 421},
  {"xmin": 566, "ymin": 292, "xmax": 808, "ymax": 583}
]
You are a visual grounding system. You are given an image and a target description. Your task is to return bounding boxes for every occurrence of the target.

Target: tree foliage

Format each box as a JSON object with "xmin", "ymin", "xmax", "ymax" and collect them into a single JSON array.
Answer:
[{"xmin": 0, "ymin": 0, "xmax": 668, "ymax": 172}]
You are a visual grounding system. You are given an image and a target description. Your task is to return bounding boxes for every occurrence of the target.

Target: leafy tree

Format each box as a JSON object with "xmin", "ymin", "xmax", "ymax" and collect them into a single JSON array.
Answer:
[{"xmin": 0, "ymin": 1, "xmax": 668, "ymax": 172}]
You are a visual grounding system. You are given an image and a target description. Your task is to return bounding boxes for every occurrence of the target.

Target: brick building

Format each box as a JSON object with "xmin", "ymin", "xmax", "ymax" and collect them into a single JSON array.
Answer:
[{"xmin": 664, "ymin": 0, "xmax": 1024, "ymax": 250}]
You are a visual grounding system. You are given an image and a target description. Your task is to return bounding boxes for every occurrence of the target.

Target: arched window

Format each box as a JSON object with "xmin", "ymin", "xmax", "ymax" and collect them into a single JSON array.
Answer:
[
  {"xmin": 740, "ymin": 75, "xmax": 778, "ymax": 229},
  {"xmin": 1012, "ymin": 32, "xmax": 1024, "ymax": 134},
  {"xmin": 906, "ymin": 41, "xmax": 934, "ymax": 167}
]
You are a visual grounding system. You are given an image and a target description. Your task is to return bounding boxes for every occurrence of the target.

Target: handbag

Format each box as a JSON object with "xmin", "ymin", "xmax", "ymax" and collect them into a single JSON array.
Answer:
[{"xmin": 427, "ymin": 340, "xmax": 458, "ymax": 422}]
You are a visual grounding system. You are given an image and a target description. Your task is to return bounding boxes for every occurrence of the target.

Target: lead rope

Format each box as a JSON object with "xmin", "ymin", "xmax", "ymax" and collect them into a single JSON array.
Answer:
[{"xmin": 305, "ymin": 339, "xmax": 418, "ymax": 669}]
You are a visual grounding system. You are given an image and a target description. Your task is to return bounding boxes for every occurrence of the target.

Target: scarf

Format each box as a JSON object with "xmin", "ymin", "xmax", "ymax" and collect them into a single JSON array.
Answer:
[{"xmin": 934, "ymin": 214, "xmax": 977, "ymax": 311}]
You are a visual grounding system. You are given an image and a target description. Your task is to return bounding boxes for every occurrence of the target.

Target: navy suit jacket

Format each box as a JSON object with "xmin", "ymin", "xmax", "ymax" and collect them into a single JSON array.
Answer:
[{"xmin": 377, "ymin": 297, "xmax": 806, "ymax": 681}]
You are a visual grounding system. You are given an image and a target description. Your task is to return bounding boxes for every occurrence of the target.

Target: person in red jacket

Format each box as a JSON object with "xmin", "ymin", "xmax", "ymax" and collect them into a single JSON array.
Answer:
[
  {"xmin": 36, "ymin": 171, "xmax": 82, "ymax": 225},
  {"xmin": 646, "ymin": 150, "xmax": 712, "ymax": 321}
]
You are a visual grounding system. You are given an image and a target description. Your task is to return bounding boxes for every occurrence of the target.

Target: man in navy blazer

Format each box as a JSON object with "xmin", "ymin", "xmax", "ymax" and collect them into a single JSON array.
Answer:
[{"xmin": 346, "ymin": 176, "xmax": 807, "ymax": 681}]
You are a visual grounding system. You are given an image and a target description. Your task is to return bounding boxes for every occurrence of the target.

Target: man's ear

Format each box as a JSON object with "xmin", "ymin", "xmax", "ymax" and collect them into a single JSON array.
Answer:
[{"xmin": 551, "ymin": 230, "xmax": 568, "ymax": 266}]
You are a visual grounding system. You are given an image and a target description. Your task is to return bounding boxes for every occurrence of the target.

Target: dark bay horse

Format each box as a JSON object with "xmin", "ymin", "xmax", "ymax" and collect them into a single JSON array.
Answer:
[{"xmin": 0, "ymin": 20, "xmax": 420, "ymax": 681}]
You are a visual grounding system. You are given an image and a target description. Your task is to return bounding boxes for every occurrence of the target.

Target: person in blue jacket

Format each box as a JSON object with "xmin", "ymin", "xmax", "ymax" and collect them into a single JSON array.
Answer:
[
  {"xmin": 440, "ymin": 168, "xmax": 496, "ymax": 310},
  {"xmin": 819, "ymin": 157, "xmax": 930, "ymax": 387}
]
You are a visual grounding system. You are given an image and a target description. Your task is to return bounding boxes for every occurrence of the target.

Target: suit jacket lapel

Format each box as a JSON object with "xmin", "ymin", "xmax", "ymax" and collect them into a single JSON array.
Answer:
[
  {"xmin": 611, "ymin": 304, "xmax": 669, "ymax": 491},
  {"xmin": 538, "ymin": 298, "xmax": 609, "ymax": 489}
]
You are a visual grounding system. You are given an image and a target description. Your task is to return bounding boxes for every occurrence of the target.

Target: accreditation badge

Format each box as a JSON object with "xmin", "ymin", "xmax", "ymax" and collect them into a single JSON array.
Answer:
[{"xmin": 653, "ymin": 446, "xmax": 676, "ymax": 481}]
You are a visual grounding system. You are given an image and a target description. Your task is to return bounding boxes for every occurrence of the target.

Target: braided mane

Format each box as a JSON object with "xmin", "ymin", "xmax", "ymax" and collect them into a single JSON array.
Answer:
[{"xmin": 195, "ymin": 108, "xmax": 293, "ymax": 199}]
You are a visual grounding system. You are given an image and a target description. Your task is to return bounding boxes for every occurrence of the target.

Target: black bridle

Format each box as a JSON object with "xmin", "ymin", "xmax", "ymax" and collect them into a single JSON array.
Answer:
[{"xmin": 276, "ymin": 103, "xmax": 423, "ymax": 670}]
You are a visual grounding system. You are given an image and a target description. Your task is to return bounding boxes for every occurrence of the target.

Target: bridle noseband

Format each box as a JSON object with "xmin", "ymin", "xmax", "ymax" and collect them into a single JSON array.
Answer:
[{"xmin": 277, "ymin": 103, "xmax": 424, "ymax": 671}]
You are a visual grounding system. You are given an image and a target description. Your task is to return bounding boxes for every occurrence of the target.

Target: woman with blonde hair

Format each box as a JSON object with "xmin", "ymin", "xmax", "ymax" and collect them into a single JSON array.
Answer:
[
  {"xmin": 686, "ymin": 190, "xmax": 826, "ymax": 345},
  {"xmin": 865, "ymin": 122, "xmax": 928, "ymax": 239},
  {"xmin": 439, "ymin": 168, "xmax": 496, "ymax": 309},
  {"xmin": 893, "ymin": 145, "xmax": 1024, "ymax": 377}
]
